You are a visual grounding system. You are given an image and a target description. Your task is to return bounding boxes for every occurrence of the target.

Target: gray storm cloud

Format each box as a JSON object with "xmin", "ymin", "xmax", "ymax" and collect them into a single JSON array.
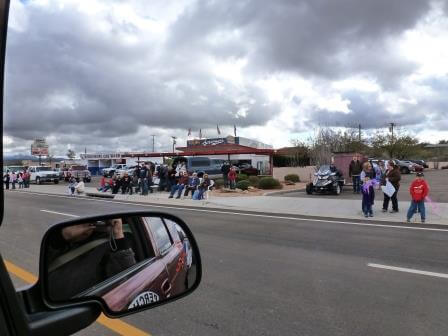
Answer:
[{"xmin": 4, "ymin": 0, "xmax": 448, "ymax": 155}]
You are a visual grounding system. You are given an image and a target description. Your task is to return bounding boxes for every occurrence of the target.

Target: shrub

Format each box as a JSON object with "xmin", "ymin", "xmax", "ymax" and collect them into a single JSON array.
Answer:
[
  {"xmin": 258, "ymin": 177, "xmax": 282, "ymax": 190},
  {"xmin": 284, "ymin": 174, "xmax": 300, "ymax": 183},
  {"xmin": 248, "ymin": 176, "xmax": 260, "ymax": 187},
  {"xmin": 214, "ymin": 178, "xmax": 225, "ymax": 189},
  {"xmin": 236, "ymin": 173, "xmax": 248, "ymax": 182},
  {"xmin": 236, "ymin": 180, "xmax": 251, "ymax": 190}
]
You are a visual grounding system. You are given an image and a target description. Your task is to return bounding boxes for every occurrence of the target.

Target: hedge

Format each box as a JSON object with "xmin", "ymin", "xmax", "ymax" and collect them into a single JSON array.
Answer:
[
  {"xmin": 258, "ymin": 177, "xmax": 282, "ymax": 190},
  {"xmin": 284, "ymin": 174, "xmax": 300, "ymax": 183},
  {"xmin": 214, "ymin": 178, "xmax": 225, "ymax": 188},
  {"xmin": 248, "ymin": 176, "xmax": 260, "ymax": 187},
  {"xmin": 236, "ymin": 173, "xmax": 249, "ymax": 182},
  {"xmin": 236, "ymin": 180, "xmax": 251, "ymax": 190}
]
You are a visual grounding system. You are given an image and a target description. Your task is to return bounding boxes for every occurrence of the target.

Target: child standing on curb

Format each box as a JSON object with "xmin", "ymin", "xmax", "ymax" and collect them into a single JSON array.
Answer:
[
  {"xmin": 407, "ymin": 172, "xmax": 429, "ymax": 223},
  {"xmin": 361, "ymin": 176, "xmax": 376, "ymax": 218}
]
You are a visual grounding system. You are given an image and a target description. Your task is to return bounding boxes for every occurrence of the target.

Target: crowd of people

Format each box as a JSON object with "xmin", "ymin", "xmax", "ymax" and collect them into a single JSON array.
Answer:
[
  {"xmin": 349, "ymin": 156, "xmax": 429, "ymax": 222},
  {"xmin": 3, "ymin": 169, "xmax": 31, "ymax": 190},
  {"xmin": 97, "ymin": 162, "xmax": 215, "ymax": 200}
]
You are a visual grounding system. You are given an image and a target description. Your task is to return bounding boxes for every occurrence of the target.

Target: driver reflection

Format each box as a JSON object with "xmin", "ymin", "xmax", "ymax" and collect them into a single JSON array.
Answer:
[{"xmin": 47, "ymin": 218, "xmax": 136, "ymax": 301}]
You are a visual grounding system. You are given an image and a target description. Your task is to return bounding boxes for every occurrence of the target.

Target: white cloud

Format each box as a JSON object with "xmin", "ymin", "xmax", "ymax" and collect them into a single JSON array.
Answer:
[{"xmin": 4, "ymin": 0, "xmax": 448, "ymax": 156}]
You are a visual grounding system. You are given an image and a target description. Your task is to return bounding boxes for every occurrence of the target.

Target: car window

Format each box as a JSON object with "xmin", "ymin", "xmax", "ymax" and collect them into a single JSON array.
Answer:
[
  {"xmin": 190, "ymin": 159, "xmax": 210, "ymax": 167},
  {"xmin": 163, "ymin": 218, "xmax": 180, "ymax": 243},
  {"xmin": 145, "ymin": 217, "xmax": 172, "ymax": 255},
  {"xmin": 36, "ymin": 167, "xmax": 52, "ymax": 172}
]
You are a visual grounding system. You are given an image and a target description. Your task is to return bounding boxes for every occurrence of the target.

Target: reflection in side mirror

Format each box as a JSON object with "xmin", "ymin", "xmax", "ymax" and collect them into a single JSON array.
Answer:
[{"xmin": 42, "ymin": 212, "xmax": 201, "ymax": 316}]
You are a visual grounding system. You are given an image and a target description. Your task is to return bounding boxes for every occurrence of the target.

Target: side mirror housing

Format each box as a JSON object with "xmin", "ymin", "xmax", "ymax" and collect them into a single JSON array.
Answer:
[{"xmin": 39, "ymin": 211, "xmax": 201, "ymax": 318}]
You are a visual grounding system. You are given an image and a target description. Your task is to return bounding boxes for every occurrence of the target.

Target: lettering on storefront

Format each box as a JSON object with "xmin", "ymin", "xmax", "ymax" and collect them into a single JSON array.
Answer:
[{"xmin": 80, "ymin": 153, "xmax": 122, "ymax": 159}]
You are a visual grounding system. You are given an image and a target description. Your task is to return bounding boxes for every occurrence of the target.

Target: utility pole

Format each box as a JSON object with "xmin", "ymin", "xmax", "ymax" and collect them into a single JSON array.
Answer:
[
  {"xmin": 358, "ymin": 124, "xmax": 361, "ymax": 142},
  {"xmin": 151, "ymin": 135, "xmax": 156, "ymax": 152},
  {"xmin": 389, "ymin": 122, "xmax": 395, "ymax": 142},
  {"xmin": 171, "ymin": 136, "xmax": 177, "ymax": 153},
  {"xmin": 389, "ymin": 122, "xmax": 396, "ymax": 158}
]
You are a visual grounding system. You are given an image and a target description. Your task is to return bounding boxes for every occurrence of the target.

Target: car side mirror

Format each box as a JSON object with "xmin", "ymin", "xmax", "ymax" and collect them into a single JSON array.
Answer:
[{"xmin": 40, "ymin": 211, "xmax": 201, "ymax": 317}]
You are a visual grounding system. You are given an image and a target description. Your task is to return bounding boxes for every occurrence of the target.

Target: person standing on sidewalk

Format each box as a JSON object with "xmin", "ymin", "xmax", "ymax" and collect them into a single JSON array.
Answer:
[
  {"xmin": 4, "ymin": 170, "xmax": 10, "ymax": 190},
  {"xmin": 228, "ymin": 167, "xmax": 237, "ymax": 190},
  {"xmin": 382, "ymin": 160, "xmax": 401, "ymax": 213},
  {"xmin": 18, "ymin": 172, "xmax": 24, "ymax": 189},
  {"xmin": 406, "ymin": 172, "xmax": 429, "ymax": 223},
  {"xmin": 11, "ymin": 172, "xmax": 17, "ymax": 189},
  {"xmin": 361, "ymin": 176, "xmax": 376, "ymax": 218},
  {"xmin": 349, "ymin": 156, "xmax": 362, "ymax": 194},
  {"xmin": 221, "ymin": 162, "xmax": 230, "ymax": 188}
]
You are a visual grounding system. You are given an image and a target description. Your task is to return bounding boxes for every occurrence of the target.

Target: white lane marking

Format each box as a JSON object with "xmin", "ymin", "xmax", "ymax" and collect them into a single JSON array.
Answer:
[
  {"xmin": 13, "ymin": 190, "xmax": 448, "ymax": 232},
  {"xmin": 368, "ymin": 263, "xmax": 448, "ymax": 279},
  {"xmin": 40, "ymin": 210, "xmax": 80, "ymax": 218}
]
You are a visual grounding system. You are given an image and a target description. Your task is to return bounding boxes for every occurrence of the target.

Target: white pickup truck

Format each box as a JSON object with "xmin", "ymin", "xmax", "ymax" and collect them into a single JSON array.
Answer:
[
  {"xmin": 28, "ymin": 166, "xmax": 60, "ymax": 184},
  {"xmin": 101, "ymin": 164, "xmax": 127, "ymax": 177}
]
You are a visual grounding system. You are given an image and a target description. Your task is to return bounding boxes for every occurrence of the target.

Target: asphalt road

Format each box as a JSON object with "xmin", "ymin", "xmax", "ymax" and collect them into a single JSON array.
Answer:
[
  {"xmin": 1, "ymin": 191, "xmax": 448, "ymax": 336},
  {"xmin": 276, "ymin": 169, "xmax": 448, "ymax": 203}
]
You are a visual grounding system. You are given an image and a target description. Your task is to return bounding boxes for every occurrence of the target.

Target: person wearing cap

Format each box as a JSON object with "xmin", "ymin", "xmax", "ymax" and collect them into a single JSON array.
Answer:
[
  {"xmin": 382, "ymin": 160, "xmax": 401, "ymax": 213},
  {"xmin": 407, "ymin": 172, "xmax": 429, "ymax": 223}
]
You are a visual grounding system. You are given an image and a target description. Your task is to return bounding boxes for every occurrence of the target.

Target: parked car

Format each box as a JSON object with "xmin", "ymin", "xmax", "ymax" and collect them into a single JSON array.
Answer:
[
  {"xmin": 102, "ymin": 164, "xmax": 127, "ymax": 177},
  {"xmin": 390, "ymin": 160, "xmax": 413, "ymax": 174},
  {"xmin": 116, "ymin": 165, "xmax": 138, "ymax": 177},
  {"xmin": 28, "ymin": 166, "xmax": 60, "ymax": 184},
  {"xmin": 53, "ymin": 168, "xmax": 64, "ymax": 180},
  {"xmin": 173, "ymin": 157, "xmax": 225, "ymax": 179},
  {"xmin": 4, "ymin": 165, "xmax": 25, "ymax": 173},
  {"xmin": 393, "ymin": 160, "xmax": 422, "ymax": 174},
  {"xmin": 236, "ymin": 163, "xmax": 259, "ymax": 176},
  {"xmin": 410, "ymin": 159, "xmax": 429, "ymax": 169}
]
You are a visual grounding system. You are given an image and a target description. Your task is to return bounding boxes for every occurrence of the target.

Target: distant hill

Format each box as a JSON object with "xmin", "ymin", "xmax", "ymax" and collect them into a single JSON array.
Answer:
[{"xmin": 3, "ymin": 154, "xmax": 65, "ymax": 163}]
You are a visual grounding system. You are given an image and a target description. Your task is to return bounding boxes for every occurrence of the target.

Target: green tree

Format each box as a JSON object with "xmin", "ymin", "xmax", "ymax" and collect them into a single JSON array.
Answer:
[{"xmin": 369, "ymin": 131, "xmax": 420, "ymax": 159}]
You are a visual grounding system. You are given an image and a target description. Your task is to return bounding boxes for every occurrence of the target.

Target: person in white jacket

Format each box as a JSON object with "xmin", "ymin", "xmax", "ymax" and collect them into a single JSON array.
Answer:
[{"xmin": 74, "ymin": 178, "xmax": 85, "ymax": 194}]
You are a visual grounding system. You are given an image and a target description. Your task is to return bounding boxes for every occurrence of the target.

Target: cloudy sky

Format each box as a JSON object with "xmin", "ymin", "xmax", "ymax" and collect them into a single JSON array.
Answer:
[{"xmin": 4, "ymin": 0, "xmax": 448, "ymax": 156}]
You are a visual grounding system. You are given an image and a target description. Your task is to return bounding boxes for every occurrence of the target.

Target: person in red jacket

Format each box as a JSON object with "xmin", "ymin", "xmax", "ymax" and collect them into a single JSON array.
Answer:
[
  {"xmin": 228, "ymin": 167, "xmax": 237, "ymax": 189},
  {"xmin": 406, "ymin": 172, "xmax": 429, "ymax": 223}
]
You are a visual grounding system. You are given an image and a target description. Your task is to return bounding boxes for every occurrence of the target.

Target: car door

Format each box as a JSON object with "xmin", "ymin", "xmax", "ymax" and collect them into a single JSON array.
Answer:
[{"xmin": 143, "ymin": 217, "xmax": 186, "ymax": 298}]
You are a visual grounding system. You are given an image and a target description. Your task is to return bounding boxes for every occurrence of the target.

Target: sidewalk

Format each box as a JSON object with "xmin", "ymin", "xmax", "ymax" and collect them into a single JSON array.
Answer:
[{"xmin": 13, "ymin": 184, "xmax": 448, "ymax": 225}]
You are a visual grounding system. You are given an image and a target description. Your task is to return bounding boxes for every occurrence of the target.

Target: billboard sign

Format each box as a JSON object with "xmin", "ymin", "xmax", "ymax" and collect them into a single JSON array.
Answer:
[{"xmin": 31, "ymin": 138, "xmax": 49, "ymax": 156}]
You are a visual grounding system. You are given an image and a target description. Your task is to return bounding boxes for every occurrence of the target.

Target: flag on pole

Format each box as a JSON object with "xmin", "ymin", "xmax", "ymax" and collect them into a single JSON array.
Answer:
[
  {"xmin": 188, "ymin": 128, "xmax": 191, "ymax": 136},
  {"xmin": 234, "ymin": 125, "xmax": 237, "ymax": 137},
  {"xmin": 199, "ymin": 129, "xmax": 202, "ymax": 139},
  {"xmin": 217, "ymin": 125, "xmax": 221, "ymax": 135}
]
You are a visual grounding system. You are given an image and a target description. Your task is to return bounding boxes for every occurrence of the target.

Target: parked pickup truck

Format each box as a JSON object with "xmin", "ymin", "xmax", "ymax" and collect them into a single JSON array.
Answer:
[
  {"xmin": 28, "ymin": 166, "xmax": 60, "ymax": 184},
  {"xmin": 102, "ymin": 164, "xmax": 127, "ymax": 177},
  {"xmin": 65, "ymin": 165, "xmax": 91, "ymax": 182}
]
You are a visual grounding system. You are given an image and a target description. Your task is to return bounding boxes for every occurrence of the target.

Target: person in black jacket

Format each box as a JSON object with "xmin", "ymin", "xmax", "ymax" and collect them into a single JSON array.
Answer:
[
  {"xmin": 121, "ymin": 173, "xmax": 132, "ymax": 194},
  {"xmin": 382, "ymin": 160, "xmax": 401, "ymax": 213},
  {"xmin": 3, "ymin": 170, "xmax": 10, "ymax": 190},
  {"xmin": 349, "ymin": 156, "xmax": 363, "ymax": 194},
  {"xmin": 221, "ymin": 162, "xmax": 231, "ymax": 188}
]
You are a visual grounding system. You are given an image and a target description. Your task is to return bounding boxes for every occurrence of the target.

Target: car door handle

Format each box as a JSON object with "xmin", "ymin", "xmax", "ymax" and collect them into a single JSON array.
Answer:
[{"xmin": 161, "ymin": 279, "xmax": 172, "ymax": 295}]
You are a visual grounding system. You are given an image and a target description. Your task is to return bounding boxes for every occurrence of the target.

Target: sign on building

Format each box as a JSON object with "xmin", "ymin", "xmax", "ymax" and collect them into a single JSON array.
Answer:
[
  {"xmin": 80, "ymin": 153, "xmax": 122, "ymax": 160},
  {"xmin": 31, "ymin": 138, "xmax": 49, "ymax": 156}
]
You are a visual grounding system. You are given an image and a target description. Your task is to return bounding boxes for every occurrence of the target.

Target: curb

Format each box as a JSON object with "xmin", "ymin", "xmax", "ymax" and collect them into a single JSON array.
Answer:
[
  {"xmin": 9, "ymin": 189, "xmax": 448, "ymax": 226},
  {"xmin": 263, "ymin": 188, "xmax": 305, "ymax": 196}
]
